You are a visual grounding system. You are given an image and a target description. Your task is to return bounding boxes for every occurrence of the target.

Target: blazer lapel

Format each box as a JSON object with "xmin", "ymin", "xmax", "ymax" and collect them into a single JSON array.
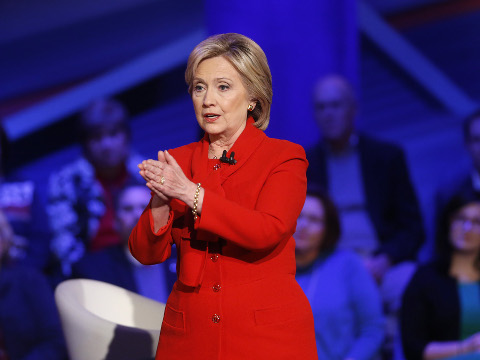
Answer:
[
  {"xmin": 218, "ymin": 117, "xmax": 266, "ymax": 184},
  {"xmin": 190, "ymin": 117, "xmax": 266, "ymax": 187}
]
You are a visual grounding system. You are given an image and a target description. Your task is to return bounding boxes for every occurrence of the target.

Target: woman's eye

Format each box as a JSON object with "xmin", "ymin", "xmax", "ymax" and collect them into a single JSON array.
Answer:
[
  {"xmin": 219, "ymin": 84, "xmax": 229, "ymax": 91},
  {"xmin": 194, "ymin": 84, "xmax": 204, "ymax": 92}
]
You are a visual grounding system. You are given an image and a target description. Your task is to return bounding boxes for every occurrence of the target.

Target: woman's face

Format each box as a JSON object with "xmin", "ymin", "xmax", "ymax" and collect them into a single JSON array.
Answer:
[
  {"xmin": 295, "ymin": 195, "xmax": 326, "ymax": 255},
  {"xmin": 192, "ymin": 56, "xmax": 253, "ymax": 140},
  {"xmin": 450, "ymin": 202, "xmax": 480, "ymax": 255}
]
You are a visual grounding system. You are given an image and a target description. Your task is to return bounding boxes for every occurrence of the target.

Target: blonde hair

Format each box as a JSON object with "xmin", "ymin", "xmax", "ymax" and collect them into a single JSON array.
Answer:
[{"xmin": 185, "ymin": 33, "xmax": 272, "ymax": 130}]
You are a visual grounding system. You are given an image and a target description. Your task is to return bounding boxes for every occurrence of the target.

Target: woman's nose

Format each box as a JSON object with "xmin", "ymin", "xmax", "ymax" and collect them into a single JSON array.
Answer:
[{"xmin": 203, "ymin": 89, "xmax": 215, "ymax": 107}]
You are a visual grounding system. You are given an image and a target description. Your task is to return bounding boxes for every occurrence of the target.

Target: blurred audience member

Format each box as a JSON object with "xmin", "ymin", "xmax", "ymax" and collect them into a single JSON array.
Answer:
[
  {"xmin": 307, "ymin": 74, "xmax": 424, "ymax": 279},
  {"xmin": 306, "ymin": 74, "xmax": 424, "ymax": 358},
  {"xmin": 0, "ymin": 210, "xmax": 67, "ymax": 360},
  {"xmin": 0, "ymin": 124, "xmax": 50, "ymax": 270},
  {"xmin": 295, "ymin": 189, "xmax": 384, "ymax": 360},
  {"xmin": 47, "ymin": 98, "xmax": 143, "ymax": 279},
  {"xmin": 72, "ymin": 184, "xmax": 176, "ymax": 303},
  {"xmin": 401, "ymin": 194, "xmax": 480, "ymax": 360}
]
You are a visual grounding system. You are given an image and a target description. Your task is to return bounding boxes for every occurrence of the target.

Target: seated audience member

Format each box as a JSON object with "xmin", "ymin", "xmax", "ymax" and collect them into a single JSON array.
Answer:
[
  {"xmin": 401, "ymin": 194, "xmax": 480, "ymax": 360},
  {"xmin": 0, "ymin": 213, "xmax": 67, "ymax": 360},
  {"xmin": 295, "ymin": 189, "xmax": 384, "ymax": 360},
  {"xmin": 72, "ymin": 184, "xmax": 176, "ymax": 303},
  {"xmin": 47, "ymin": 98, "xmax": 144, "ymax": 280},
  {"xmin": 0, "ymin": 124, "xmax": 50, "ymax": 271},
  {"xmin": 0, "ymin": 124, "xmax": 50, "ymax": 270},
  {"xmin": 306, "ymin": 74, "xmax": 424, "ymax": 357},
  {"xmin": 307, "ymin": 74, "xmax": 424, "ymax": 280}
]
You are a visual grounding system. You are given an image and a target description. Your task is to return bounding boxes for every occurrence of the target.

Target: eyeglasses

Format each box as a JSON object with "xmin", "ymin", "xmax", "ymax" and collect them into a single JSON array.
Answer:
[{"xmin": 451, "ymin": 216, "xmax": 480, "ymax": 230}]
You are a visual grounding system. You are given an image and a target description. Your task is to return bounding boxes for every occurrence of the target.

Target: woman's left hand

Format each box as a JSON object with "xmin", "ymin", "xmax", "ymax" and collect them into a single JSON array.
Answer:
[{"xmin": 142, "ymin": 150, "xmax": 198, "ymax": 206}]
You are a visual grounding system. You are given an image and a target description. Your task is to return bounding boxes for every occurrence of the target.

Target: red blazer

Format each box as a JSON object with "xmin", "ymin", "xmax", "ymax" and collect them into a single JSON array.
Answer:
[{"xmin": 130, "ymin": 119, "xmax": 318, "ymax": 359}]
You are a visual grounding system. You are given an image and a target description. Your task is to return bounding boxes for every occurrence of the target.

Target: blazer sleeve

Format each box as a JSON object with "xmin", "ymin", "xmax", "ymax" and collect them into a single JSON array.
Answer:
[
  {"xmin": 128, "ymin": 197, "xmax": 177, "ymax": 265},
  {"xmin": 195, "ymin": 143, "xmax": 307, "ymax": 251}
]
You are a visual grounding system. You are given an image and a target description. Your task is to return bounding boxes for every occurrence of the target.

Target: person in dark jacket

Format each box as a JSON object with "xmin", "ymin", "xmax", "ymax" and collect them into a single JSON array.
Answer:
[
  {"xmin": 307, "ymin": 75, "xmax": 424, "ymax": 276},
  {"xmin": 401, "ymin": 194, "xmax": 480, "ymax": 360}
]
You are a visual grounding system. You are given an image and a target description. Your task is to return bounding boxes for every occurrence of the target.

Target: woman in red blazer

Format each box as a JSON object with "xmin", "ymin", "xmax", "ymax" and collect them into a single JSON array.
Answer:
[{"xmin": 129, "ymin": 33, "xmax": 317, "ymax": 359}]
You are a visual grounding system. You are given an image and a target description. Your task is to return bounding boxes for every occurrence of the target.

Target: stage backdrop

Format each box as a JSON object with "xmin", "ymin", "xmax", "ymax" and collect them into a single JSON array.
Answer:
[{"xmin": 205, "ymin": 0, "xmax": 358, "ymax": 148}]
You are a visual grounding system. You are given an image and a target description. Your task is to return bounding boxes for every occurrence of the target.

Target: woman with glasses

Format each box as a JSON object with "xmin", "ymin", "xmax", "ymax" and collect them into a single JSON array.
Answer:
[
  {"xmin": 401, "ymin": 195, "xmax": 480, "ymax": 360},
  {"xmin": 295, "ymin": 189, "xmax": 384, "ymax": 360}
]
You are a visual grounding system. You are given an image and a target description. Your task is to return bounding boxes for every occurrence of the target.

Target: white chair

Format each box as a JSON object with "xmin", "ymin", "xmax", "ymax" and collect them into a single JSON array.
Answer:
[{"xmin": 55, "ymin": 278, "xmax": 165, "ymax": 360}]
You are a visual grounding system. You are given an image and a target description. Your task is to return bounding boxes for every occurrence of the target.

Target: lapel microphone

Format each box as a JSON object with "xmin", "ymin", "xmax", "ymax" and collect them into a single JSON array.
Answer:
[{"xmin": 219, "ymin": 150, "xmax": 237, "ymax": 165}]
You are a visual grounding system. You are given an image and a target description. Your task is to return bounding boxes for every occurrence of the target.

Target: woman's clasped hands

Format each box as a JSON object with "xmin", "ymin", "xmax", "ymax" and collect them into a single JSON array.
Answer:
[{"xmin": 138, "ymin": 150, "xmax": 197, "ymax": 207}]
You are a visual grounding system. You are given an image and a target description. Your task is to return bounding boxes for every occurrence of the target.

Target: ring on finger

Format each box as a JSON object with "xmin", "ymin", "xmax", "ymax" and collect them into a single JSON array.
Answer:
[{"xmin": 160, "ymin": 176, "xmax": 166, "ymax": 185}]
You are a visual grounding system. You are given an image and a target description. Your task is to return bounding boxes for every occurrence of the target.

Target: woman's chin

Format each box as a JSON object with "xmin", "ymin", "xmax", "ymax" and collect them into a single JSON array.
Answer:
[{"xmin": 203, "ymin": 123, "xmax": 223, "ymax": 135}]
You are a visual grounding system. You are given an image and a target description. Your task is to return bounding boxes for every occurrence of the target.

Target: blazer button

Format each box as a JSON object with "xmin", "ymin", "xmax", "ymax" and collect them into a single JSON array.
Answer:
[
  {"xmin": 212, "ymin": 314, "xmax": 221, "ymax": 323},
  {"xmin": 210, "ymin": 254, "xmax": 219, "ymax": 262},
  {"xmin": 212, "ymin": 284, "xmax": 221, "ymax": 292}
]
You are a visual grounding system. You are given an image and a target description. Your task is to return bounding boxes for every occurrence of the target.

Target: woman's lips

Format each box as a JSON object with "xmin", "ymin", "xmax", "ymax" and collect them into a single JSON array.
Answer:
[{"xmin": 204, "ymin": 113, "xmax": 220, "ymax": 122}]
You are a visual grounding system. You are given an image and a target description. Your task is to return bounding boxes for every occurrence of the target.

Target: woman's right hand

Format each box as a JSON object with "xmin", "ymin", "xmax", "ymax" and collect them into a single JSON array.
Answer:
[
  {"xmin": 138, "ymin": 150, "xmax": 170, "ymax": 207},
  {"xmin": 138, "ymin": 151, "xmax": 173, "ymax": 233}
]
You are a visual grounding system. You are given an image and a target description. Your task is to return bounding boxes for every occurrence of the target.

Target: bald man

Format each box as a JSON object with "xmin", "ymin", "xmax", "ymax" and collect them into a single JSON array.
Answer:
[
  {"xmin": 306, "ymin": 75, "xmax": 425, "ymax": 357},
  {"xmin": 312, "ymin": 75, "xmax": 357, "ymax": 153}
]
